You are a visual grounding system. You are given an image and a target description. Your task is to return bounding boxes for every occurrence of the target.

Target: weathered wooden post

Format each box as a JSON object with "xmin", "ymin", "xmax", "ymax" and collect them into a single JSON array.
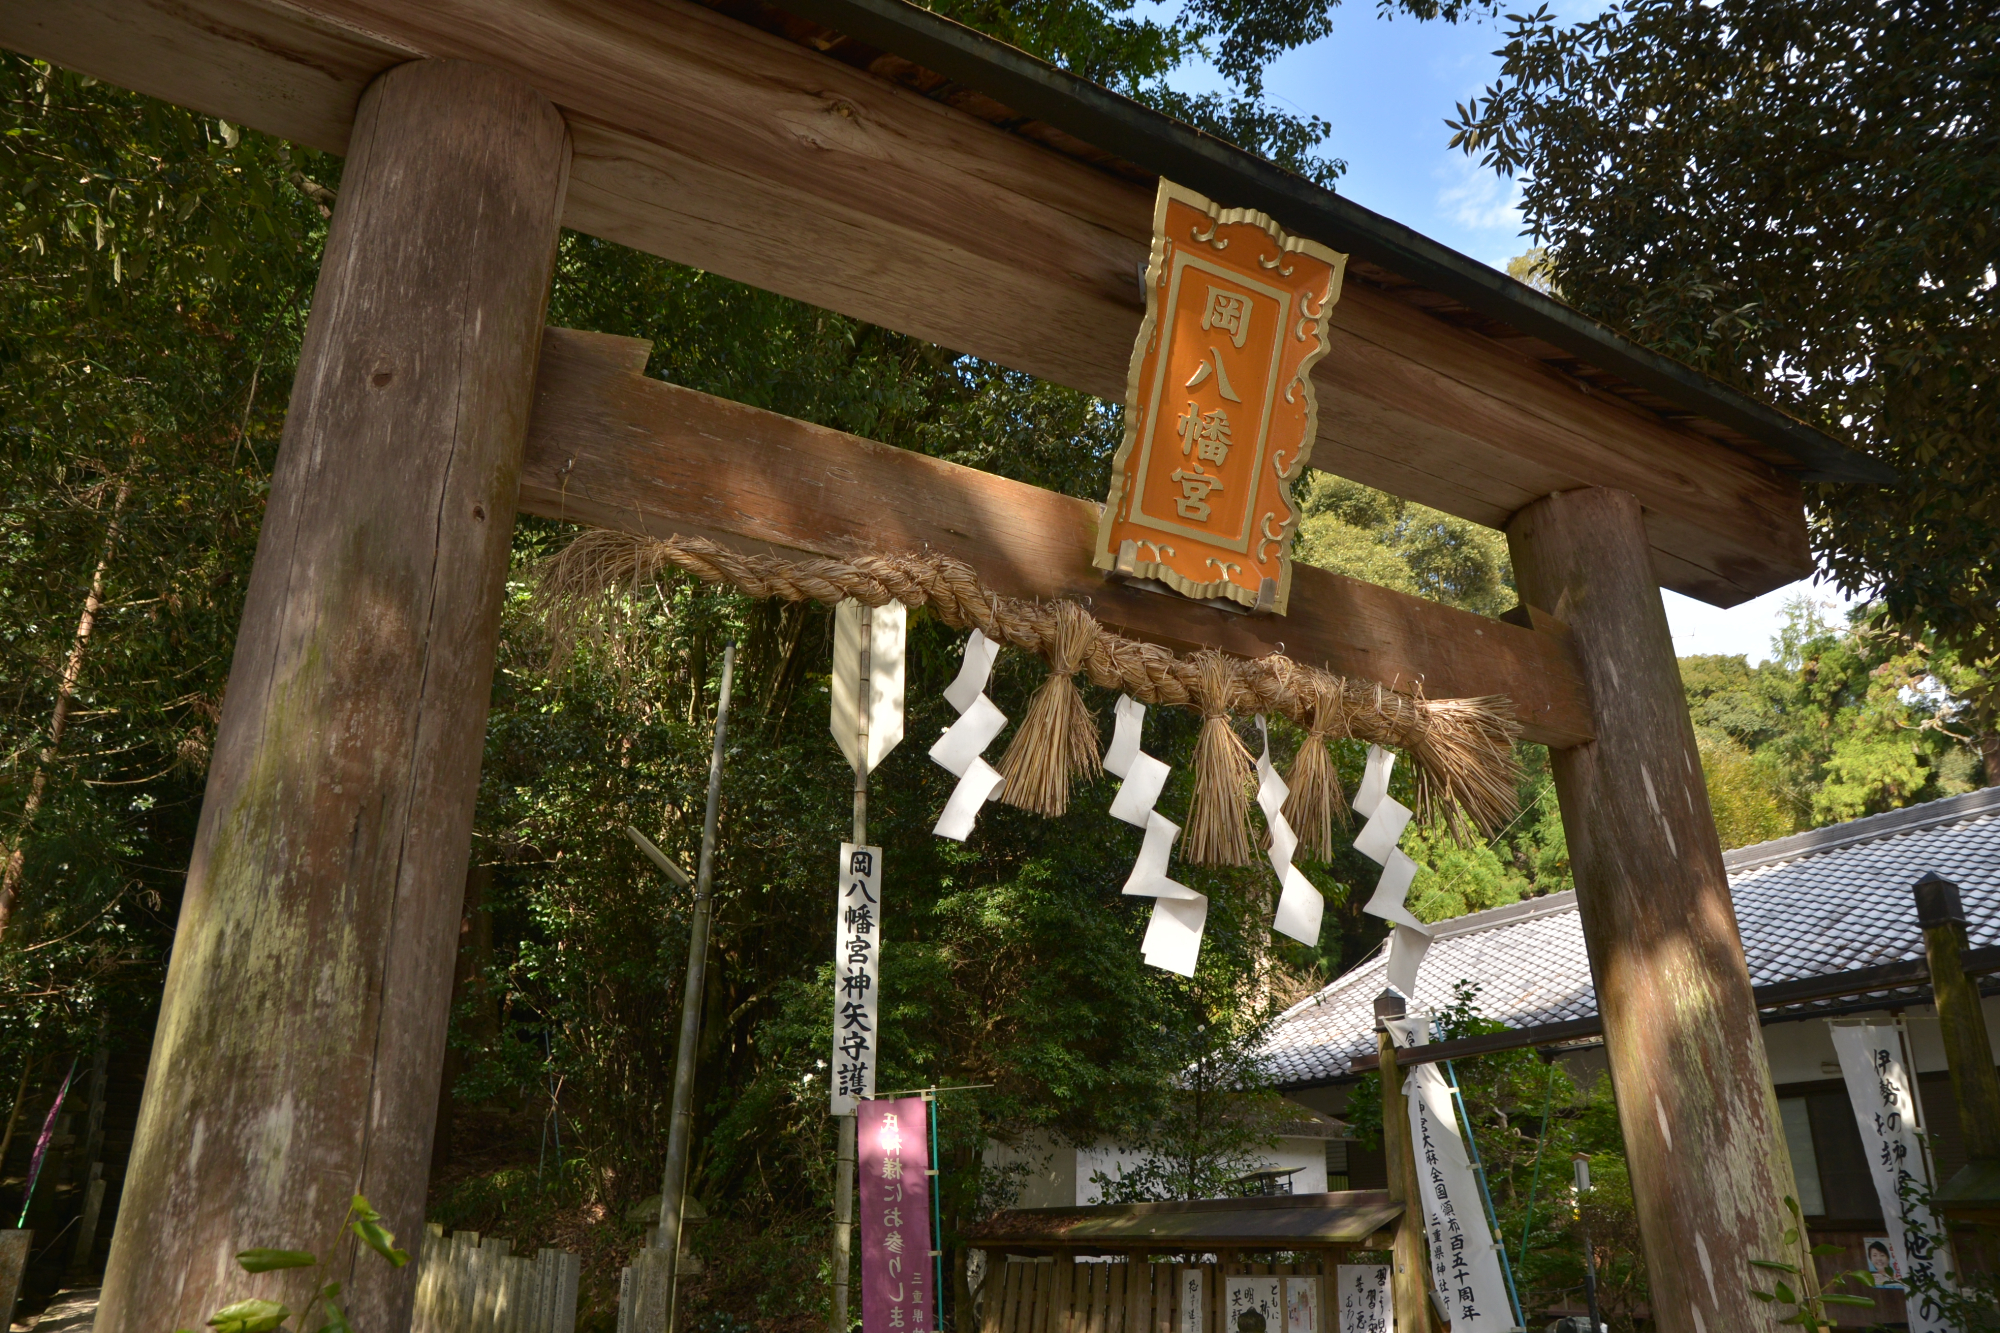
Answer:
[
  {"xmin": 1507, "ymin": 487, "xmax": 1802, "ymax": 1333},
  {"xmin": 1913, "ymin": 871, "xmax": 2000, "ymax": 1224},
  {"xmin": 97, "ymin": 59, "xmax": 570, "ymax": 1333},
  {"xmin": 1373, "ymin": 991, "xmax": 1428, "ymax": 1333}
]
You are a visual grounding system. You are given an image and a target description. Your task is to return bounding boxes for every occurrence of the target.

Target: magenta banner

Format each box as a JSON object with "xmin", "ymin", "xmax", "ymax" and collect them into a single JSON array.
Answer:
[{"xmin": 859, "ymin": 1096, "xmax": 933, "ymax": 1333}]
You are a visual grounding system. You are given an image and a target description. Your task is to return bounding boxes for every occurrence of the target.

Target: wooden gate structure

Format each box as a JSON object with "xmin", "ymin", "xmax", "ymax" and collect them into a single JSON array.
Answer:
[
  {"xmin": 0, "ymin": 0, "xmax": 1894, "ymax": 1330},
  {"xmin": 967, "ymin": 1192, "xmax": 1402, "ymax": 1333}
]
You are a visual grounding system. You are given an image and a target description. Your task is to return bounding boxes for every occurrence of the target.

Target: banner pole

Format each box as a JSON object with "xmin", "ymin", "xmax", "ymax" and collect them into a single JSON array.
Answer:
[{"xmin": 927, "ymin": 1090, "xmax": 944, "ymax": 1331}]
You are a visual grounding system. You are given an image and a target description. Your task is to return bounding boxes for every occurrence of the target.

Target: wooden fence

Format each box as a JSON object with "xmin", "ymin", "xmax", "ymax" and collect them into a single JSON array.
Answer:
[
  {"xmin": 979, "ymin": 1257, "xmax": 1331, "ymax": 1333},
  {"xmin": 411, "ymin": 1225, "xmax": 582, "ymax": 1333}
]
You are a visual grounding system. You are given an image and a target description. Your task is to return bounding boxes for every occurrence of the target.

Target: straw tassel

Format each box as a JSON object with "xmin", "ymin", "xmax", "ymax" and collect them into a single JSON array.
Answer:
[
  {"xmin": 534, "ymin": 530, "xmax": 1523, "ymax": 836},
  {"xmin": 1281, "ymin": 673, "xmax": 1351, "ymax": 862},
  {"xmin": 998, "ymin": 601, "xmax": 1103, "ymax": 816},
  {"xmin": 1183, "ymin": 651, "xmax": 1255, "ymax": 866}
]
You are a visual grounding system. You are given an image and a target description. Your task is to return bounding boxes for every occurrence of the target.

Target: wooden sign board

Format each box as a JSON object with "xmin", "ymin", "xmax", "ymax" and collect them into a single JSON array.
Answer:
[{"xmin": 1096, "ymin": 181, "xmax": 1347, "ymax": 614}]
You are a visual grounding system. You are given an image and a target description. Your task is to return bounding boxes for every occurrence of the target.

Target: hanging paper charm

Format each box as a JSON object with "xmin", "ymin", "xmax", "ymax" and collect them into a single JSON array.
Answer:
[
  {"xmin": 1105, "ymin": 694, "xmax": 1207, "ymax": 977},
  {"xmin": 1354, "ymin": 745, "xmax": 1433, "ymax": 995},
  {"xmin": 930, "ymin": 630, "xmax": 1007, "ymax": 841}
]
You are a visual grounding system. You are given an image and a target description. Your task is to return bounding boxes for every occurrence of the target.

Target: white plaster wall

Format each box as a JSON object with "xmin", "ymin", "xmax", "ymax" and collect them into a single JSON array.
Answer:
[
  {"xmin": 984, "ymin": 1133, "xmax": 1076, "ymax": 1210},
  {"xmin": 990, "ymin": 1135, "xmax": 1334, "ymax": 1206},
  {"xmin": 1763, "ymin": 994, "xmax": 2000, "ymax": 1086}
]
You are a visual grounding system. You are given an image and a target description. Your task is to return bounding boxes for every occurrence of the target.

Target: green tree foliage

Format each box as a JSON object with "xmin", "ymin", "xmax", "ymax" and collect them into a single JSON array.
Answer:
[
  {"xmin": 0, "ymin": 53, "xmax": 333, "ymax": 1063},
  {"xmin": 1291, "ymin": 474, "xmax": 1515, "ymax": 619},
  {"xmin": 1342, "ymin": 985, "xmax": 1647, "ymax": 1329},
  {"xmin": 1446, "ymin": 0, "xmax": 2000, "ymax": 725},
  {"xmin": 1084, "ymin": 1001, "xmax": 1294, "ymax": 1203},
  {"xmin": 1681, "ymin": 598, "xmax": 1985, "ymax": 848}
]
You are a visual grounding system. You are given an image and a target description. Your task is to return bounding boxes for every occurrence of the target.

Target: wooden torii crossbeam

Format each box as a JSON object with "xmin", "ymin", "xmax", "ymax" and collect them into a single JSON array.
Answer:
[{"xmin": 0, "ymin": 1, "xmax": 1890, "ymax": 1330}]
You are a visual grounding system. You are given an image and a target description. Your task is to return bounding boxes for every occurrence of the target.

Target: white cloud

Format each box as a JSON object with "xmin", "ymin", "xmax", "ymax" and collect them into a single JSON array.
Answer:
[{"xmin": 1434, "ymin": 155, "xmax": 1523, "ymax": 232}]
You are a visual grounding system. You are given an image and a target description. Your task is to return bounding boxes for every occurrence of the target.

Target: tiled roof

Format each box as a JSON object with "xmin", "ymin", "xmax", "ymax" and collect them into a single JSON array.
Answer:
[{"xmin": 1262, "ymin": 787, "xmax": 2000, "ymax": 1088}]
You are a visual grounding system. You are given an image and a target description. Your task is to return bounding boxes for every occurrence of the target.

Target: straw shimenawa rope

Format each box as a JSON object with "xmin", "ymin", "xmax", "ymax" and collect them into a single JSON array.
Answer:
[
  {"xmin": 1184, "ymin": 650, "xmax": 1257, "ymax": 867},
  {"xmin": 996, "ymin": 599, "xmax": 1102, "ymax": 817},
  {"xmin": 1279, "ymin": 666, "xmax": 1351, "ymax": 862},
  {"xmin": 536, "ymin": 530, "xmax": 1521, "ymax": 854}
]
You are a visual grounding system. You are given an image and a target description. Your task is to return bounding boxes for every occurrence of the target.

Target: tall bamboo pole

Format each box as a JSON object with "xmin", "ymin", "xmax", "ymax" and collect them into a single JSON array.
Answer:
[
  {"xmin": 658, "ymin": 643, "xmax": 737, "ymax": 1330},
  {"xmin": 0, "ymin": 478, "xmax": 130, "ymax": 938}
]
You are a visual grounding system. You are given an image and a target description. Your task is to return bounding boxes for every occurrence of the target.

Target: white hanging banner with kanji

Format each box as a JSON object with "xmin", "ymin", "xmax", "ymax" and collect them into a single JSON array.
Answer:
[
  {"xmin": 1334, "ymin": 1266, "xmax": 1389, "ymax": 1333},
  {"xmin": 1829, "ymin": 1022, "xmax": 1953, "ymax": 1331},
  {"xmin": 1404, "ymin": 1060, "xmax": 1519, "ymax": 1331},
  {"xmin": 832, "ymin": 842, "xmax": 882, "ymax": 1114}
]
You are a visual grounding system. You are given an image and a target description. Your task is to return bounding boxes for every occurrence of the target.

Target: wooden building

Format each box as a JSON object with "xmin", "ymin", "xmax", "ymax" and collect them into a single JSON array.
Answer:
[
  {"xmin": 1263, "ymin": 787, "xmax": 2000, "ymax": 1324},
  {"xmin": 968, "ymin": 1193, "xmax": 1401, "ymax": 1333}
]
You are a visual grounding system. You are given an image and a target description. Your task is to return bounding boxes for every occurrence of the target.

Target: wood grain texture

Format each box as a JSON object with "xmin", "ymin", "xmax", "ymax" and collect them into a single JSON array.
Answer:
[
  {"xmin": 1508, "ymin": 488, "xmax": 1801, "ymax": 1333},
  {"xmin": 95, "ymin": 60, "xmax": 569, "ymax": 1333},
  {"xmin": 1377, "ymin": 1037, "xmax": 1428, "ymax": 1333},
  {"xmin": 518, "ymin": 328, "xmax": 1594, "ymax": 747},
  {"xmin": 1921, "ymin": 916, "xmax": 2000, "ymax": 1166},
  {"xmin": 0, "ymin": 0, "xmax": 1810, "ymax": 606}
]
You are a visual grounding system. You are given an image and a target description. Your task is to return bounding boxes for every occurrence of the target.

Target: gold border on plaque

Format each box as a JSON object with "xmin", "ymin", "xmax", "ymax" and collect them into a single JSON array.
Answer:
[{"xmin": 1093, "ymin": 179, "xmax": 1347, "ymax": 614}]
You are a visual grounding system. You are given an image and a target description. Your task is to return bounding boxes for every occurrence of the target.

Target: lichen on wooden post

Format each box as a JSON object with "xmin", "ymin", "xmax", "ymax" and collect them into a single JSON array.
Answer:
[
  {"xmin": 96, "ymin": 58, "xmax": 571, "ymax": 1333},
  {"xmin": 1508, "ymin": 486, "xmax": 1806, "ymax": 1333}
]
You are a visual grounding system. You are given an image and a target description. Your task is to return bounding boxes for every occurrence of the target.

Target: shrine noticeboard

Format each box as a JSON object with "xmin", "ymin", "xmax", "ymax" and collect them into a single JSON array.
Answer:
[{"xmin": 1095, "ymin": 180, "xmax": 1347, "ymax": 614}]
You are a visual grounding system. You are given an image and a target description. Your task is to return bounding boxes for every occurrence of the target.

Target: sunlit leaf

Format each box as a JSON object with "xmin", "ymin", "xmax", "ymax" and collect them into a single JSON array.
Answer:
[{"xmin": 206, "ymin": 1299, "xmax": 292, "ymax": 1333}]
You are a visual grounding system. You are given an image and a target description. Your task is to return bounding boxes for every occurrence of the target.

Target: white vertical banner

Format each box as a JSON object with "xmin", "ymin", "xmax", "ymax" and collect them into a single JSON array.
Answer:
[
  {"xmin": 1178, "ymin": 1267, "xmax": 1205, "ymax": 1333},
  {"xmin": 1282, "ymin": 1276, "xmax": 1319, "ymax": 1333},
  {"xmin": 1829, "ymin": 1022, "xmax": 1952, "ymax": 1330},
  {"xmin": 1405, "ymin": 1065, "xmax": 1518, "ymax": 1331},
  {"xmin": 1333, "ymin": 1266, "xmax": 1390, "ymax": 1333},
  {"xmin": 831, "ymin": 842, "xmax": 882, "ymax": 1114}
]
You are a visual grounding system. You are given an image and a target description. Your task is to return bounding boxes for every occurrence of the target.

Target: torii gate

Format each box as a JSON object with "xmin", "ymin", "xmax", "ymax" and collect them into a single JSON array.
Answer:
[{"xmin": 2, "ymin": 0, "xmax": 1893, "ymax": 1328}]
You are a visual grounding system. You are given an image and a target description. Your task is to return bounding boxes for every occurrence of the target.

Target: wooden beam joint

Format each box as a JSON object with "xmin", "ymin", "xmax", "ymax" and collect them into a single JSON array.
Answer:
[{"xmin": 519, "ymin": 327, "xmax": 1596, "ymax": 747}]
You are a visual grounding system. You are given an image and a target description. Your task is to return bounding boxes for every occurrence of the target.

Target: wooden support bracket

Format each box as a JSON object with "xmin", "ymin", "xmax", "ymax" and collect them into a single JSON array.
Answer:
[{"xmin": 519, "ymin": 328, "xmax": 1595, "ymax": 748}]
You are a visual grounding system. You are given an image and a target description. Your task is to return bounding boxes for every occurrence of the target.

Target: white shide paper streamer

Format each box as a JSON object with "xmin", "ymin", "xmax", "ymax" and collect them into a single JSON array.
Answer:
[
  {"xmin": 1107, "ymin": 695, "xmax": 1207, "ymax": 976},
  {"xmin": 1354, "ymin": 744, "xmax": 1433, "ymax": 997},
  {"xmin": 930, "ymin": 630, "xmax": 1007, "ymax": 841},
  {"xmin": 1254, "ymin": 716, "xmax": 1324, "ymax": 946}
]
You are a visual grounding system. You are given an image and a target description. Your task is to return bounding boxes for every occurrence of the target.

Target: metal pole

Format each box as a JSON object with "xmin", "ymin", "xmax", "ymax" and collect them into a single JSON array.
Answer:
[
  {"xmin": 656, "ymin": 642, "xmax": 736, "ymax": 1332},
  {"xmin": 927, "ymin": 1090, "xmax": 944, "ymax": 1331},
  {"xmin": 1573, "ymin": 1155, "xmax": 1602, "ymax": 1333}
]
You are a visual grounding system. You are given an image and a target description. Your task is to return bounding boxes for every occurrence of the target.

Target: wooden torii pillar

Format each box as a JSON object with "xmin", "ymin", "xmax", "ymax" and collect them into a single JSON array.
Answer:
[
  {"xmin": 0, "ymin": 1, "xmax": 1895, "ymax": 1329},
  {"xmin": 1510, "ymin": 490, "xmax": 1805, "ymax": 1317},
  {"xmin": 95, "ymin": 60, "xmax": 569, "ymax": 1330}
]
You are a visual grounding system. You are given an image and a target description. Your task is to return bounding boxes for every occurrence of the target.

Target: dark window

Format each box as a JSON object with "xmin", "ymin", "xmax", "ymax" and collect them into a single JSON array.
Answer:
[{"xmin": 1803, "ymin": 1088, "xmax": 1884, "ymax": 1227}]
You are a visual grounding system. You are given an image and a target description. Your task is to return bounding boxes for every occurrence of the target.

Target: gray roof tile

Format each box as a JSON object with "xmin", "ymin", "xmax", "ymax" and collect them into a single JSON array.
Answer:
[{"xmin": 1262, "ymin": 787, "xmax": 2000, "ymax": 1087}]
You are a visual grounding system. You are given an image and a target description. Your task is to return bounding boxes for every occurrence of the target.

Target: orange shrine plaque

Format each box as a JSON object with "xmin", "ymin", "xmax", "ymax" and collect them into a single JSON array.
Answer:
[{"xmin": 1095, "ymin": 180, "xmax": 1347, "ymax": 614}]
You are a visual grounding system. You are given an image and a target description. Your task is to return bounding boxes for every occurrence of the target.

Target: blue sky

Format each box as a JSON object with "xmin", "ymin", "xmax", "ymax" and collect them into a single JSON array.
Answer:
[{"xmin": 1164, "ymin": 2, "xmax": 1841, "ymax": 661}]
